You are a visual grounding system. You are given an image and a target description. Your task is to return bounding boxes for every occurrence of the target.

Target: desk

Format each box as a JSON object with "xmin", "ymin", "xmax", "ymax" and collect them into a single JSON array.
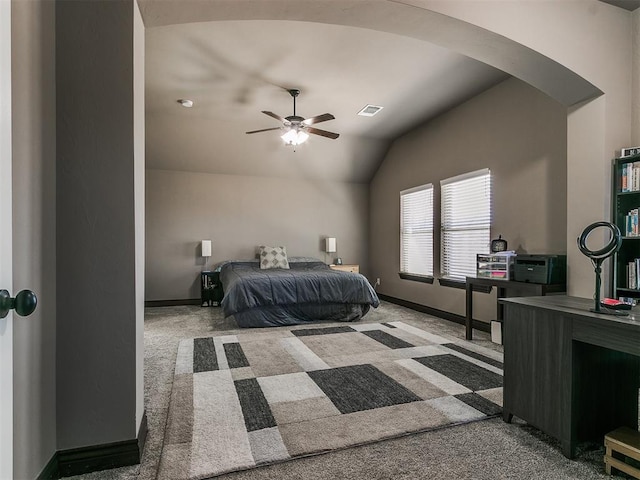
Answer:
[
  {"xmin": 465, "ymin": 276, "xmax": 565, "ymax": 340},
  {"xmin": 500, "ymin": 295, "xmax": 640, "ymax": 458}
]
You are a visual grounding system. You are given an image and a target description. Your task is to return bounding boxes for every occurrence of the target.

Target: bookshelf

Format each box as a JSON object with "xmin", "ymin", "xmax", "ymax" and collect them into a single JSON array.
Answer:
[{"xmin": 612, "ymin": 154, "xmax": 640, "ymax": 304}]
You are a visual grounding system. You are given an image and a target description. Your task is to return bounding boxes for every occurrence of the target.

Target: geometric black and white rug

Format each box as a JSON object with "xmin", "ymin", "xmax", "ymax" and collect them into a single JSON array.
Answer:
[{"xmin": 157, "ymin": 321, "xmax": 503, "ymax": 479}]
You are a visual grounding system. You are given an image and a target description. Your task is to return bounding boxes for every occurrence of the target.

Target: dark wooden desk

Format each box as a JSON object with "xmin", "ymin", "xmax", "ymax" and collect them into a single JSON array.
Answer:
[
  {"xmin": 465, "ymin": 276, "xmax": 566, "ymax": 340},
  {"xmin": 500, "ymin": 296, "xmax": 640, "ymax": 458}
]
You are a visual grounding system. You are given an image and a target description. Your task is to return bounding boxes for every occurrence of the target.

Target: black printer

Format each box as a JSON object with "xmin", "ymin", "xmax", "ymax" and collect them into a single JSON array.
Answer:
[{"xmin": 514, "ymin": 254, "xmax": 567, "ymax": 285}]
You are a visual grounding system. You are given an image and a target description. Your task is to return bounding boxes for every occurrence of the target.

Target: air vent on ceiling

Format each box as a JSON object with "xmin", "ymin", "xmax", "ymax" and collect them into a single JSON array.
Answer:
[{"xmin": 357, "ymin": 104, "xmax": 384, "ymax": 117}]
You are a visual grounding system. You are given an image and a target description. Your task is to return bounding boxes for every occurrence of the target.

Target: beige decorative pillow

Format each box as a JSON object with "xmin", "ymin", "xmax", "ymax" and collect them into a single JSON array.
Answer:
[{"xmin": 259, "ymin": 245, "xmax": 290, "ymax": 269}]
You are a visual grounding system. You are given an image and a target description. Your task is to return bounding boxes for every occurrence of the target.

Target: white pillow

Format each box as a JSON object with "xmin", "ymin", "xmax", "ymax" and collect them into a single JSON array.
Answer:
[{"xmin": 258, "ymin": 245, "xmax": 290, "ymax": 269}]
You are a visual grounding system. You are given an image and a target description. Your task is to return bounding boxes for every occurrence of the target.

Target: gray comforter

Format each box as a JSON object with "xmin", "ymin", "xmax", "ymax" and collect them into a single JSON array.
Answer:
[{"xmin": 220, "ymin": 260, "xmax": 379, "ymax": 319}]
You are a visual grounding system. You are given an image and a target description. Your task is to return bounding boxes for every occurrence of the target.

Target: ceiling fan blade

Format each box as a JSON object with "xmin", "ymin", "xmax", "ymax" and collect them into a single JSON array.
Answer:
[
  {"xmin": 303, "ymin": 113, "xmax": 335, "ymax": 126},
  {"xmin": 306, "ymin": 126, "xmax": 340, "ymax": 140},
  {"xmin": 262, "ymin": 111, "xmax": 287, "ymax": 123},
  {"xmin": 246, "ymin": 127, "xmax": 282, "ymax": 135}
]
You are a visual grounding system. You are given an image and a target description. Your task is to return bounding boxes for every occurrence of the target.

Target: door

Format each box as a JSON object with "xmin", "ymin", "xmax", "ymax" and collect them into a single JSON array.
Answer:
[{"xmin": 0, "ymin": 0, "xmax": 13, "ymax": 477}]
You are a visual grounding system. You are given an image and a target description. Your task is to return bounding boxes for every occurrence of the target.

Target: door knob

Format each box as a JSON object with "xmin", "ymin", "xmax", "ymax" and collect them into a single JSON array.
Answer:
[{"xmin": 0, "ymin": 289, "xmax": 37, "ymax": 318}]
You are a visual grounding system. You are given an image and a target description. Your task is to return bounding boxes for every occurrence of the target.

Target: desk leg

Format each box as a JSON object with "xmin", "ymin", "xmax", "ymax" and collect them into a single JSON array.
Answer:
[
  {"xmin": 465, "ymin": 281, "xmax": 473, "ymax": 340},
  {"xmin": 497, "ymin": 287, "xmax": 506, "ymax": 321}
]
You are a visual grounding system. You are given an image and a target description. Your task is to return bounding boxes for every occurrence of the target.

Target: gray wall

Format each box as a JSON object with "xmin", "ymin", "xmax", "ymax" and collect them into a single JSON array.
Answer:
[
  {"xmin": 56, "ymin": 0, "xmax": 144, "ymax": 448},
  {"xmin": 134, "ymin": 0, "xmax": 146, "ymax": 433},
  {"xmin": 146, "ymin": 170, "xmax": 369, "ymax": 301},
  {"xmin": 369, "ymin": 78, "xmax": 567, "ymax": 322},
  {"xmin": 11, "ymin": 0, "xmax": 56, "ymax": 477}
]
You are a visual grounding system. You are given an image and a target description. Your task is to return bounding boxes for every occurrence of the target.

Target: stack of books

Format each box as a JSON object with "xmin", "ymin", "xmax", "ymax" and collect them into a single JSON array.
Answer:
[
  {"xmin": 626, "ymin": 258, "xmax": 640, "ymax": 290},
  {"xmin": 621, "ymin": 160, "xmax": 640, "ymax": 192},
  {"xmin": 624, "ymin": 208, "xmax": 639, "ymax": 236}
]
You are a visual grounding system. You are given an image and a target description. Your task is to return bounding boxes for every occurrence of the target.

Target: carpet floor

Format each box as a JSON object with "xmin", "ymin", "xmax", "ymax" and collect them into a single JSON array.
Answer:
[{"xmin": 67, "ymin": 301, "xmax": 610, "ymax": 480}]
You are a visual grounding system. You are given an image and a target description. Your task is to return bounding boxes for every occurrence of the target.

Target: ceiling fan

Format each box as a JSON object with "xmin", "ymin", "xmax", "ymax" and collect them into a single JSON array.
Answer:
[{"xmin": 246, "ymin": 89, "xmax": 340, "ymax": 145}]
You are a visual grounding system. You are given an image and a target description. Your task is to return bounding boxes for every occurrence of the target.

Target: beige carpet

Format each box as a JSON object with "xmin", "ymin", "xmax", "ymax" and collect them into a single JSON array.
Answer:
[{"xmin": 158, "ymin": 321, "xmax": 503, "ymax": 479}]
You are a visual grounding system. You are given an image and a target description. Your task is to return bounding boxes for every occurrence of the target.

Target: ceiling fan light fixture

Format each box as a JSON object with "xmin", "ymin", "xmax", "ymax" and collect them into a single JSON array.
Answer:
[
  {"xmin": 247, "ymin": 89, "xmax": 338, "ymax": 143},
  {"xmin": 281, "ymin": 129, "xmax": 309, "ymax": 146}
]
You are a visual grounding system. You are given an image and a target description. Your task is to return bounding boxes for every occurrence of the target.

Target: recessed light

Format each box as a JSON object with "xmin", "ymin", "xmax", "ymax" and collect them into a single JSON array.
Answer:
[
  {"xmin": 357, "ymin": 104, "xmax": 383, "ymax": 117},
  {"xmin": 178, "ymin": 99, "xmax": 193, "ymax": 108}
]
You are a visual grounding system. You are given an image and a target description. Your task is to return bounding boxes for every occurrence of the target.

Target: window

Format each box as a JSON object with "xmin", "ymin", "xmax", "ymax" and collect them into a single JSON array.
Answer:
[
  {"xmin": 440, "ymin": 169, "xmax": 491, "ymax": 280},
  {"xmin": 400, "ymin": 184, "xmax": 434, "ymax": 278}
]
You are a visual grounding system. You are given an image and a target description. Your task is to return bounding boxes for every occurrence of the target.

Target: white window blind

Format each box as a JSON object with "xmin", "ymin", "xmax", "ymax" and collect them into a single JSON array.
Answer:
[
  {"xmin": 441, "ymin": 169, "xmax": 491, "ymax": 280},
  {"xmin": 400, "ymin": 184, "xmax": 434, "ymax": 277}
]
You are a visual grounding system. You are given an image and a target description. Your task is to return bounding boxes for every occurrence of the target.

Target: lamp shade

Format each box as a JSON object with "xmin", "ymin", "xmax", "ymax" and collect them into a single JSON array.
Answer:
[
  {"xmin": 325, "ymin": 237, "xmax": 337, "ymax": 253},
  {"xmin": 201, "ymin": 240, "xmax": 212, "ymax": 257}
]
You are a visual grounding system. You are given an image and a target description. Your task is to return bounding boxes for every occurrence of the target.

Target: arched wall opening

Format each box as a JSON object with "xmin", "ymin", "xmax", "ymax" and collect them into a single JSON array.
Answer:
[{"xmin": 139, "ymin": 0, "xmax": 635, "ymax": 296}]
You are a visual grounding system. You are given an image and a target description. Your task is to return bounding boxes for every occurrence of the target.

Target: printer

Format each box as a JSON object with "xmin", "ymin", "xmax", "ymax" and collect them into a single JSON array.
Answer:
[{"xmin": 514, "ymin": 254, "xmax": 567, "ymax": 285}]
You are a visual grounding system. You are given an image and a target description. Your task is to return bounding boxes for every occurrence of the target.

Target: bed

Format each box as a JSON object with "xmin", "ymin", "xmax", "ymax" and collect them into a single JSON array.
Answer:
[{"xmin": 219, "ymin": 257, "xmax": 380, "ymax": 327}]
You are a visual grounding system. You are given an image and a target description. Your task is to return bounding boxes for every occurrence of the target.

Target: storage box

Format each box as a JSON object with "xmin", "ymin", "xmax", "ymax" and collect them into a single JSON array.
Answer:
[
  {"xmin": 491, "ymin": 321, "xmax": 502, "ymax": 344},
  {"xmin": 476, "ymin": 253, "xmax": 516, "ymax": 280}
]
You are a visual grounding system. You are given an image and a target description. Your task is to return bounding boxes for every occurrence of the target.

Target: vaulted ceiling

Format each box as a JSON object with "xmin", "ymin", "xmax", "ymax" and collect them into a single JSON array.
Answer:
[{"xmin": 140, "ymin": 1, "xmax": 627, "ymax": 183}]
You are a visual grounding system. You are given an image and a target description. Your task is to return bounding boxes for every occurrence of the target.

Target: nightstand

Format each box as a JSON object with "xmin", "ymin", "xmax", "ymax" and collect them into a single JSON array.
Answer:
[
  {"xmin": 329, "ymin": 264, "xmax": 359, "ymax": 273},
  {"xmin": 201, "ymin": 271, "xmax": 223, "ymax": 306}
]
